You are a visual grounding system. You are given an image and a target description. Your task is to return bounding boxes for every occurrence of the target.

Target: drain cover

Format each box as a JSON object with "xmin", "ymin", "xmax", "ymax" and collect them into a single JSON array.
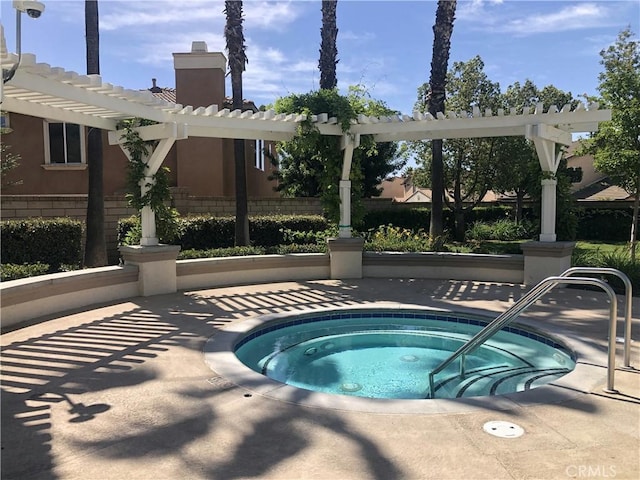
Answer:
[
  {"xmin": 341, "ymin": 383, "xmax": 363, "ymax": 392},
  {"xmin": 483, "ymin": 421, "xmax": 524, "ymax": 438}
]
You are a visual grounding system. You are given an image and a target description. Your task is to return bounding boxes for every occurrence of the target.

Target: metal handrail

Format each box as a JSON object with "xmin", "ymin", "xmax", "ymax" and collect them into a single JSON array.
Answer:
[
  {"xmin": 426, "ymin": 276, "xmax": 618, "ymax": 398},
  {"xmin": 561, "ymin": 267, "xmax": 633, "ymax": 368}
]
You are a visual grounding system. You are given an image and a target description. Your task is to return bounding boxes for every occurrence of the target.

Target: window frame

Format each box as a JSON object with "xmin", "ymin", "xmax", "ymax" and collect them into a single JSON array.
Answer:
[
  {"xmin": 254, "ymin": 139, "xmax": 273, "ymax": 171},
  {"xmin": 42, "ymin": 120, "xmax": 87, "ymax": 169}
]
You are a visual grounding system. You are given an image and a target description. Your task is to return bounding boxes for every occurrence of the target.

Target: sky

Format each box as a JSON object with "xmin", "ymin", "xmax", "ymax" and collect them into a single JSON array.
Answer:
[{"xmin": 1, "ymin": 0, "xmax": 639, "ymax": 116}]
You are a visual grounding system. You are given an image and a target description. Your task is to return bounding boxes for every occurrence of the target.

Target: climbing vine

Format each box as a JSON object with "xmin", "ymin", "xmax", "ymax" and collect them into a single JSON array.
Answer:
[
  {"xmin": 271, "ymin": 89, "xmax": 364, "ymax": 224},
  {"xmin": 117, "ymin": 118, "xmax": 179, "ymax": 243}
]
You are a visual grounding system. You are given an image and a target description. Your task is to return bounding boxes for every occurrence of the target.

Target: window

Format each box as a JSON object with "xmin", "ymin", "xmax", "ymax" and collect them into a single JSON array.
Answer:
[
  {"xmin": 0, "ymin": 112, "xmax": 10, "ymax": 130},
  {"xmin": 44, "ymin": 121, "xmax": 85, "ymax": 165},
  {"xmin": 254, "ymin": 139, "xmax": 272, "ymax": 171}
]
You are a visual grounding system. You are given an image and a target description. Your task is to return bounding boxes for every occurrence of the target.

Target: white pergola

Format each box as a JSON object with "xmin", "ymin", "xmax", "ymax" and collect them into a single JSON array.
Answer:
[{"xmin": 1, "ymin": 45, "xmax": 611, "ymax": 246}]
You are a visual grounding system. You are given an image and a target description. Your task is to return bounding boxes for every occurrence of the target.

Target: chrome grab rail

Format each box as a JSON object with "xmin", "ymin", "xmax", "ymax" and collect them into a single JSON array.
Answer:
[
  {"xmin": 426, "ymin": 275, "xmax": 619, "ymax": 399},
  {"xmin": 561, "ymin": 267, "xmax": 633, "ymax": 368}
]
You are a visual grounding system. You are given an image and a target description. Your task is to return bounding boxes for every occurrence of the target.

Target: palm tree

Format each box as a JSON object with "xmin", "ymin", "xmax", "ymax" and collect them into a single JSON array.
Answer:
[
  {"xmin": 224, "ymin": 1, "xmax": 250, "ymax": 246},
  {"xmin": 84, "ymin": 0, "xmax": 107, "ymax": 265},
  {"xmin": 428, "ymin": 0, "xmax": 456, "ymax": 244},
  {"xmin": 319, "ymin": 0, "xmax": 338, "ymax": 89}
]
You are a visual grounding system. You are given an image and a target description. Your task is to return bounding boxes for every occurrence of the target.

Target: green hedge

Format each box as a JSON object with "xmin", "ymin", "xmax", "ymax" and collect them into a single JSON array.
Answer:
[
  {"xmin": 118, "ymin": 214, "xmax": 331, "ymax": 249},
  {"xmin": 1, "ymin": 218, "xmax": 83, "ymax": 272},
  {"xmin": 362, "ymin": 206, "xmax": 524, "ymax": 233},
  {"xmin": 0, "ymin": 262, "xmax": 50, "ymax": 281},
  {"xmin": 576, "ymin": 208, "xmax": 632, "ymax": 241}
]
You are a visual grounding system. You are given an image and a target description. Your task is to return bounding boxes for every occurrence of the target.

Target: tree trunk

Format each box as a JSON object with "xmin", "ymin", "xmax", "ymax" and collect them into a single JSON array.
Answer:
[
  {"xmin": 516, "ymin": 189, "xmax": 524, "ymax": 224},
  {"xmin": 630, "ymin": 175, "xmax": 640, "ymax": 260},
  {"xmin": 428, "ymin": 0, "xmax": 456, "ymax": 246},
  {"xmin": 319, "ymin": 0, "xmax": 338, "ymax": 90},
  {"xmin": 225, "ymin": 1, "xmax": 250, "ymax": 246},
  {"xmin": 84, "ymin": 0, "xmax": 107, "ymax": 266},
  {"xmin": 454, "ymin": 207, "xmax": 465, "ymax": 242},
  {"xmin": 430, "ymin": 139, "xmax": 444, "ymax": 242}
]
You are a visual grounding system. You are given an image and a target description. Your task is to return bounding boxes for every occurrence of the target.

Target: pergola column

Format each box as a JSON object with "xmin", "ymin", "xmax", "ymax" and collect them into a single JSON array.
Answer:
[
  {"xmin": 139, "ymin": 177, "xmax": 157, "ymax": 246},
  {"xmin": 328, "ymin": 133, "xmax": 364, "ymax": 279},
  {"xmin": 338, "ymin": 133, "xmax": 360, "ymax": 238},
  {"xmin": 109, "ymin": 122, "xmax": 186, "ymax": 246},
  {"xmin": 525, "ymin": 123, "xmax": 571, "ymax": 242}
]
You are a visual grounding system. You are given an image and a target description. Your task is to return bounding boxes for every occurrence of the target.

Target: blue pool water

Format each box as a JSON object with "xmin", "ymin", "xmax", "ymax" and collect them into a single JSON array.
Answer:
[{"xmin": 234, "ymin": 309, "xmax": 576, "ymax": 399}]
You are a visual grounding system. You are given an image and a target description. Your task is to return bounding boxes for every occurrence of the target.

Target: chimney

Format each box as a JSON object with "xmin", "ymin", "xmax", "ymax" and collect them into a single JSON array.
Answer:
[
  {"xmin": 173, "ymin": 41, "xmax": 227, "ymax": 107},
  {"xmin": 149, "ymin": 78, "xmax": 162, "ymax": 93}
]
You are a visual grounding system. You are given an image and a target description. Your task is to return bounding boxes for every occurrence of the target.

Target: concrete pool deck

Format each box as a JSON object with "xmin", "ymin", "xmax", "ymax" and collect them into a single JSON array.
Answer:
[{"xmin": 1, "ymin": 278, "xmax": 639, "ymax": 479}]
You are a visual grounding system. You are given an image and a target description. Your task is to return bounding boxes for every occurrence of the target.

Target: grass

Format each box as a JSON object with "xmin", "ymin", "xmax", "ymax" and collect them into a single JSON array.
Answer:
[{"xmin": 574, "ymin": 241, "xmax": 627, "ymax": 255}]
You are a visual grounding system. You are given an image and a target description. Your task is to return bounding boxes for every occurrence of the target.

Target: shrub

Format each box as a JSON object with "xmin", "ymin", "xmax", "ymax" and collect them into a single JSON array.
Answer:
[
  {"xmin": 0, "ymin": 262, "xmax": 50, "ymax": 281},
  {"xmin": 465, "ymin": 222, "xmax": 494, "ymax": 241},
  {"xmin": 466, "ymin": 219, "xmax": 533, "ymax": 242},
  {"xmin": 1, "ymin": 218, "xmax": 82, "ymax": 272},
  {"xmin": 119, "ymin": 214, "xmax": 331, "ymax": 249},
  {"xmin": 179, "ymin": 216, "xmax": 235, "ymax": 250},
  {"xmin": 572, "ymin": 246, "xmax": 640, "ymax": 294},
  {"xmin": 364, "ymin": 225, "xmax": 436, "ymax": 252},
  {"xmin": 599, "ymin": 249, "xmax": 640, "ymax": 292},
  {"xmin": 270, "ymin": 243, "xmax": 327, "ymax": 254},
  {"xmin": 250, "ymin": 215, "xmax": 330, "ymax": 247},
  {"xmin": 362, "ymin": 206, "xmax": 525, "ymax": 234},
  {"xmin": 281, "ymin": 225, "xmax": 338, "ymax": 246},
  {"xmin": 575, "ymin": 208, "xmax": 632, "ymax": 241},
  {"xmin": 362, "ymin": 208, "xmax": 432, "ymax": 231},
  {"xmin": 178, "ymin": 246, "xmax": 266, "ymax": 259}
]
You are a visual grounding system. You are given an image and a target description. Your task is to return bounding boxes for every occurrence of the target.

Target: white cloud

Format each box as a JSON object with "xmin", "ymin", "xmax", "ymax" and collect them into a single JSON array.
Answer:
[
  {"xmin": 340, "ymin": 30, "xmax": 376, "ymax": 43},
  {"xmin": 499, "ymin": 4, "xmax": 611, "ymax": 35},
  {"xmin": 113, "ymin": 31, "xmax": 227, "ymax": 67},
  {"xmin": 100, "ymin": 1, "xmax": 225, "ymax": 31},
  {"xmin": 457, "ymin": 0, "xmax": 505, "ymax": 21},
  {"xmin": 99, "ymin": 0, "xmax": 300, "ymax": 32},
  {"xmin": 244, "ymin": 1, "xmax": 303, "ymax": 30},
  {"xmin": 457, "ymin": 2, "xmax": 616, "ymax": 36}
]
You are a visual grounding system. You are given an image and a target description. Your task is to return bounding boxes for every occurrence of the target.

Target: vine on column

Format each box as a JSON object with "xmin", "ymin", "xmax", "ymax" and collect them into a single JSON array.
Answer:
[{"xmin": 118, "ymin": 118, "xmax": 179, "ymax": 244}]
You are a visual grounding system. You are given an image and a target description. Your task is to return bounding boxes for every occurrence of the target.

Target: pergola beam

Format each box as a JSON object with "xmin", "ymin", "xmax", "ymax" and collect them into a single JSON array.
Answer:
[{"xmin": 0, "ymin": 44, "xmax": 613, "ymax": 246}]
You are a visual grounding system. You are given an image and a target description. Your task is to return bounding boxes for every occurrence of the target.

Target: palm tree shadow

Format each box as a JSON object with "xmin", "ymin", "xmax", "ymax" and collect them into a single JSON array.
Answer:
[{"xmin": 209, "ymin": 401, "xmax": 405, "ymax": 480}]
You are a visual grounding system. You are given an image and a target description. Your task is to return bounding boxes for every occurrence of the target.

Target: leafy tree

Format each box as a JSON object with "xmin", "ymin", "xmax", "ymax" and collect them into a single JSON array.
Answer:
[
  {"xmin": 582, "ymin": 28, "xmax": 640, "ymax": 257},
  {"xmin": 1, "ymin": 127, "xmax": 22, "ymax": 188},
  {"xmin": 224, "ymin": 1, "xmax": 250, "ymax": 246},
  {"xmin": 427, "ymin": 0, "xmax": 457, "ymax": 243},
  {"xmin": 494, "ymin": 81, "xmax": 578, "ymax": 224},
  {"xmin": 443, "ymin": 57, "xmax": 502, "ymax": 240},
  {"xmin": 319, "ymin": 0, "xmax": 338, "ymax": 90},
  {"xmin": 84, "ymin": 0, "xmax": 107, "ymax": 266},
  {"xmin": 412, "ymin": 56, "xmax": 500, "ymax": 240}
]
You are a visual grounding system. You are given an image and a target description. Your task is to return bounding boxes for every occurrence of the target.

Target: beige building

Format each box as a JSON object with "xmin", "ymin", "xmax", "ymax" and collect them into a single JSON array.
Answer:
[{"xmin": 1, "ymin": 42, "xmax": 279, "ymax": 198}]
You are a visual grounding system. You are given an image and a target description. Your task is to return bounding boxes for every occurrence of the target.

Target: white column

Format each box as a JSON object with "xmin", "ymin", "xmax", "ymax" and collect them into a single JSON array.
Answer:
[
  {"xmin": 539, "ymin": 178, "xmax": 557, "ymax": 242},
  {"xmin": 338, "ymin": 180, "xmax": 351, "ymax": 238},
  {"xmin": 338, "ymin": 133, "xmax": 359, "ymax": 239},
  {"xmin": 526, "ymin": 124, "xmax": 570, "ymax": 244},
  {"xmin": 139, "ymin": 175, "xmax": 158, "ymax": 246}
]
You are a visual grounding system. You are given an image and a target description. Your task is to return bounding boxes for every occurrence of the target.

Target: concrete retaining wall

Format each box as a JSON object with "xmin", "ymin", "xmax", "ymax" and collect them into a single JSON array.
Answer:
[
  {"xmin": 364, "ymin": 252, "xmax": 524, "ymax": 284},
  {"xmin": 1, "ymin": 252, "xmax": 526, "ymax": 330},
  {"xmin": 1, "ymin": 266, "xmax": 139, "ymax": 330},
  {"xmin": 177, "ymin": 254, "xmax": 331, "ymax": 291}
]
